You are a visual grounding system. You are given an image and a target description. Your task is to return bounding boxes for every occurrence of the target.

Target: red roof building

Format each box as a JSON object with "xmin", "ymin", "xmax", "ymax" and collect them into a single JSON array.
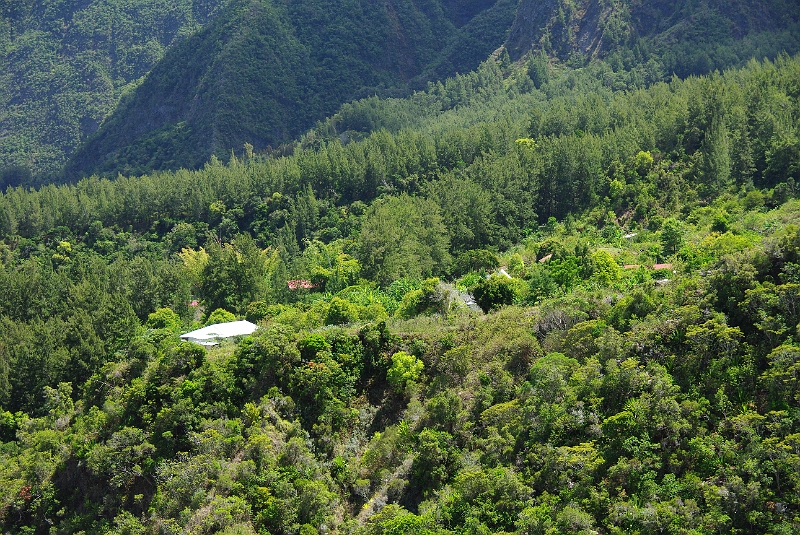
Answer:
[{"xmin": 287, "ymin": 279, "xmax": 316, "ymax": 290}]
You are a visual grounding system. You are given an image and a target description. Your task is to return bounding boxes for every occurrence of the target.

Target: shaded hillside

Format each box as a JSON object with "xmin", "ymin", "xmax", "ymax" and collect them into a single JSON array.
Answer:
[
  {"xmin": 0, "ymin": 0, "xmax": 230, "ymax": 185},
  {"xmin": 8, "ymin": 0, "xmax": 800, "ymax": 183},
  {"xmin": 505, "ymin": 0, "xmax": 800, "ymax": 76},
  {"xmin": 61, "ymin": 0, "xmax": 516, "ymax": 181}
]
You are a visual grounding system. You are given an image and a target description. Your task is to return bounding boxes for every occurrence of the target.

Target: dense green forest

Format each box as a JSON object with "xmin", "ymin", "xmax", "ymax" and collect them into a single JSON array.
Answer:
[
  {"xmin": 0, "ymin": 47, "xmax": 799, "ymax": 533},
  {"xmin": 0, "ymin": 0, "xmax": 516, "ymax": 185},
  {"xmin": 3, "ymin": 0, "xmax": 800, "ymax": 185},
  {"xmin": 60, "ymin": 0, "xmax": 517, "ymax": 182},
  {"xmin": 60, "ymin": 0, "xmax": 800, "ymax": 182},
  {"xmin": 0, "ymin": 0, "xmax": 232, "ymax": 184}
]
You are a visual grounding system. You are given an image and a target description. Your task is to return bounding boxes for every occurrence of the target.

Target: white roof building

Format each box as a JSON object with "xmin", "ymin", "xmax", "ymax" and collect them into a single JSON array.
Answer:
[{"xmin": 180, "ymin": 320, "xmax": 258, "ymax": 346}]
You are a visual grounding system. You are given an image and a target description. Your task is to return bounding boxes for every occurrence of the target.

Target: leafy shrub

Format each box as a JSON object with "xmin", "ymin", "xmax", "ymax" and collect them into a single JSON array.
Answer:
[
  {"xmin": 162, "ymin": 342, "xmax": 206, "ymax": 377},
  {"xmin": 206, "ymin": 308, "xmax": 236, "ymax": 325},
  {"xmin": 325, "ymin": 297, "xmax": 358, "ymax": 326},
  {"xmin": 395, "ymin": 278, "xmax": 444, "ymax": 318},
  {"xmin": 410, "ymin": 429, "xmax": 462, "ymax": 498},
  {"xmin": 452, "ymin": 249, "xmax": 500, "ymax": 277},
  {"xmin": 472, "ymin": 276, "xmax": 516, "ymax": 313},
  {"xmin": 297, "ymin": 333, "xmax": 331, "ymax": 361},
  {"xmin": 590, "ymin": 250, "xmax": 622, "ymax": 286},
  {"xmin": 608, "ymin": 289, "xmax": 657, "ymax": 330},
  {"xmin": 660, "ymin": 218, "xmax": 684, "ymax": 257},
  {"xmin": 245, "ymin": 301, "xmax": 275, "ymax": 323},
  {"xmin": 387, "ymin": 351, "xmax": 424, "ymax": 392},
  {"xmin": 146, "ymin": 308, "xmax": 182, "ymax": 331}
]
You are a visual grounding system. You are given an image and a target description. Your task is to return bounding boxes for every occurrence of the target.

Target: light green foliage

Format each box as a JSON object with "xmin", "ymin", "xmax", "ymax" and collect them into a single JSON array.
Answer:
[
  {"xmin": 146, "ymin": 307, "xmax": 182, "ymax": 331},
  {"xmin": 548, "ymin": 256, "xmax": 582, "ymax": 289},
  {"xmin": 394, "ymin": 278, "xmax": 447, "ymax": 318},
  {"xmin": 205, "ymin": 308, "xmax": 236, "ymax": 325},
  {"xmin": 634, "ymin": 150, "xmax": 654, "ymax": 176},
  {"xmin": 108, "ymin": 510, "xmax": 147, "ymax": 535},
  {"xmin": 359, "ymin": 195, "xmax": 451, "ymax": 286},
  {"xmin": 362, "ymin": 505, "xmax": 437, "ymax": 535},
  {"xmin": 761, "ymin": 344, "xmax": 800, "ymax": 409},
  {"xmin": 437, "ymin": 467, "xmax": 531, "ymax": 532},
  {"xmin": 324, "ymin": 297, "xmax": 358, "ymax": 326},
  {"xmin": 302, "ymin": 240, "xmax": 361, "ymax": 293},
  {"xmin": 660, "ymin": 217, "xmax": 684, "ymax": 256},
  {"xmin": 590, "ymin": 249, "xmax": 621, "ymax": 285},
  {"xmin": 387, "ymin": 351, "xmax": 424, "ymax": 392}
]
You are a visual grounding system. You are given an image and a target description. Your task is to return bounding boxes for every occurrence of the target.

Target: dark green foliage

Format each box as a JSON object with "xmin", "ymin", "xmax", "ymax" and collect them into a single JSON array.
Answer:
[
  {"xmin": 0, "ymin": 0, "xmax": 231, "ymax": 181},
  {"xmin": 232, "ymin": 324, "xmax": 299, "ymax": 399},
  {"xmin": 358, "ymin": 195, "xmax": 451, "ymax": 286},
  {"xmin": 410, "ymin": 429, "xmax": 462, "ymax": 499},
  {"xmin": 199, "ymin": 234, "xmax": 267, "ymax": 314},
  {"xmin": 61, "ymin": 0, "xmax": 513, "ymax": 180},
  {"xmin": 472, "ymin": 276, "xmax": 516, "ymax": 313},
  {"xmin": 439, "ymin": 467, "xmax": 531, "ymax": 532},
  {"xmin": 6, "ymin": 0, "xmax": 799, "ymax": 182},
  {"xmin": 395, "ymin": 278, "xmax": 447, "ymax": 319},
  {"xmin": 608, "ymin": 289, "xmax": 656, "ymax": 331},
  {"xmin": 507, "ymin": 0, "xmax": 800, "ymax": 79},
  {"xmin": 451, "ymin": 249, "xmax": 499, "ymax": 277},
  {"xmin": 162, "ymin": 342, "xmax": 206, "ymax": 378},
  {"xmin": 660, "ymin": 217, "xmax": 684, "ymax": 257}
]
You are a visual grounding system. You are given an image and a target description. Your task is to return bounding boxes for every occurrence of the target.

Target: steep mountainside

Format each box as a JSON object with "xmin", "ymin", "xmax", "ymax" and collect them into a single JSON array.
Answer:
[
  {"xmin": 61, "ymin": 0, "xmax": 516, "ymax": 181},
  {"xmin": 0, "ymin": 0, "xmax": 230, "ymax": 184},
  {"xmin": 4, "ymin": 0, "xmax": 800, "ymax": 183},
  {"xmin": 505, "ymin": 0, "xmax": 800, "ymax": 75}
]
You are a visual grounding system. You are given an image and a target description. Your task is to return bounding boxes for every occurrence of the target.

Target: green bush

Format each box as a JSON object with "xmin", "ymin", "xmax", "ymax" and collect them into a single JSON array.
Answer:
[
  {"xmin": 387, "ymin": 351, "xmax": 424, "ymax": 392},
  {"xmin": 324, "ymin": 297, "xmax": 358, "ymax": 326},
  {"xmin": 205, "ymin": 308, "xmax": 236, "ymax": 325},
  {"xmin": 395, "ymin": 278, "xmax": 444, "ymax": 318},
  {"xmin": 452, "ymin": 249, "xmax": 500, "ymax": 277},
  {"xmin": 146, "ymin": 307, "xmax": 182, "ymax": 331},
  {"xmin": 472, "ymin": 276, "xmax": 516, "ymax": 313}
]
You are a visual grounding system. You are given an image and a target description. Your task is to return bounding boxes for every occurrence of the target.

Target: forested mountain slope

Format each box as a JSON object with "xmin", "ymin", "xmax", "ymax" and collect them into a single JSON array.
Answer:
[
  {"xmin": 0, "ymin": 0, "xmax": 231, "ymax": 185},
  {"xmin": 59, "ymin": 0, "xmax": 800, "ymax": 181},
  {"xmin": 4, "ymin": 0, "xmax": 800, "ymax": 184},
  {"xmin": 0, "ymin": 53, "xmax": 799, "ymax": 533},
  {"xmin": 59, "ymin": 0, "xmax": 517, "ymax": 182}
]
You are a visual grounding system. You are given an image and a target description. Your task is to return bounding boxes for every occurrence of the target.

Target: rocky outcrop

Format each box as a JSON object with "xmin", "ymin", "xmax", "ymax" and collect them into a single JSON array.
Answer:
[
  {"xmin": 505, "ymin": 0, "xmax": 799, "ymax": 62},
  {"xmin": 505, "ymin": 0, "xmax": 615, "ymax": 61}
]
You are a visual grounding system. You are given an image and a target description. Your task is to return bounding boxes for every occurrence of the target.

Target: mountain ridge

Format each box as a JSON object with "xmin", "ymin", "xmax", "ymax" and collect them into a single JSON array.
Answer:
[
  {"xmin": 0, "ymin": 0, "xmax": 232, "ymax": 183},
  {"xmin": 61, "ymin": 0, "xmax": 517, "ymax": 181},
  {"xmin": 3, "ymin": 0, "xmax": 800, "ymax": 184}
]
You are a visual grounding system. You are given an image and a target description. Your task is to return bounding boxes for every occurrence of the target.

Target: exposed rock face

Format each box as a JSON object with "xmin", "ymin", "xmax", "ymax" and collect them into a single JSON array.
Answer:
[
  {"xmin": 505, "ymin": 0, "xmax": 612, "ymax": 61},
  {"xmin": 505, "ymin": 0, "xmax": 559, "ymax": 60},
  {"xmin": 505, "ymin": 0, "xmax": 798, "ymax": 62}
]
